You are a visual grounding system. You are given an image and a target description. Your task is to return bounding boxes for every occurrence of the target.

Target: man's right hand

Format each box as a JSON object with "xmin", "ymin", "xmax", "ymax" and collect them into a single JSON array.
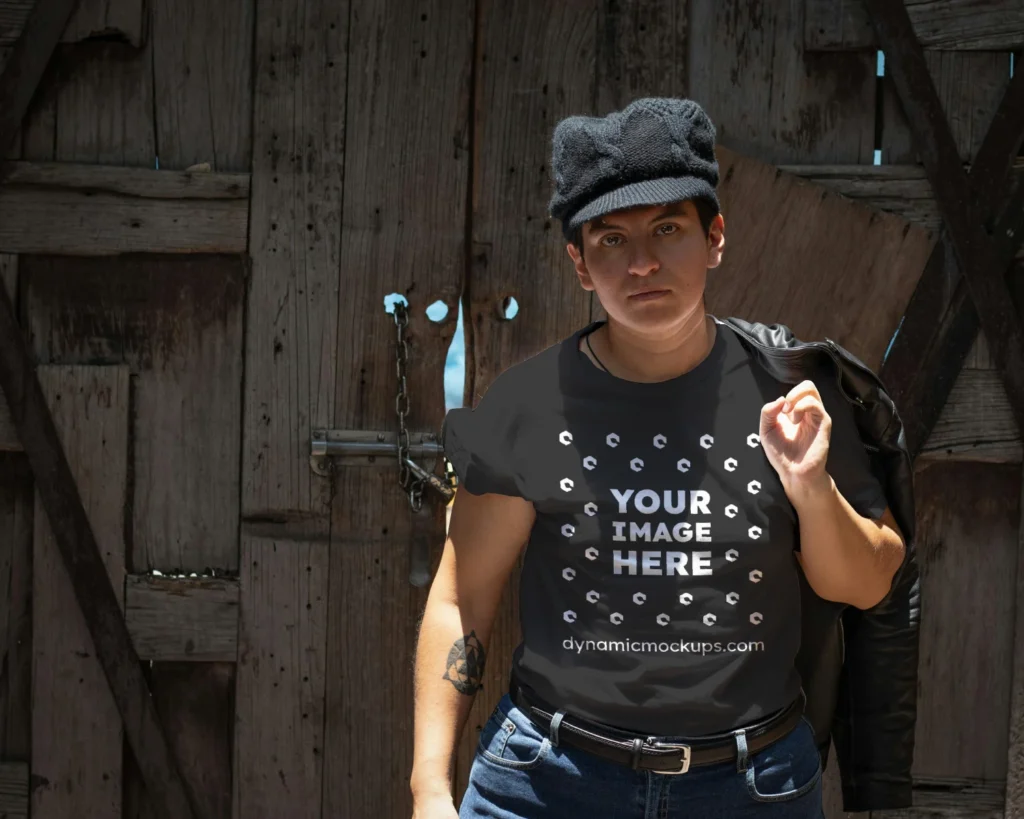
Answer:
[{"xmin": 412, "ymin": 791, "xmax": 459, "ymax": 819}]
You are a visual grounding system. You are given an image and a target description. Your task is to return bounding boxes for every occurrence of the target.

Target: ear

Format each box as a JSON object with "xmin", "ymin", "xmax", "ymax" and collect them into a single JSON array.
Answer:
[
  {"xmin": 567, "ymin": 242, "xmax": 595, "ymax": 292},
  {"xmin": 706, "ymin": 212, "xmax": 726, "ymax": 269}
]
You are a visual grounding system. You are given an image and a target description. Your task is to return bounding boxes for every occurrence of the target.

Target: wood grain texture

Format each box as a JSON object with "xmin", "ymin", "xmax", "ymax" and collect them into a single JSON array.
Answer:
[
  {"xmin": 912, "ymin": 461, "xmax": 1020, "ymax": 781},
  {"xmin": 455, "ymin": 0, "xmax": 597, "ymax": 804},
  {"xmin": 688, "ymin": 0, "xmax": 877, "ymax": 165},
  {"xmin": 0, "ymin": 0, "xmax": 144, "ymax": 46},
  {"xmin": 0, "ymin": 760, "xmax": 27, "ymax": 817},
  {"xmin": 242, "ymin": 0, "xmax": 346, "ymax": 520},
  {"xmin": 0, "ymin": 453, "xmax": 31, "ymax": 760},
  {"xmin": 150, "ymin": 0, "xmax": 254, "ymax": 171},
  {"xmin": 31, "ymin": 365, "xmax": 128, "ymax": 818},
  {"xmin": 22, "ymin": 255, "xmax": 245, "ymax": 572},
  {"xmin": 707, "ymin": 145, "xmax": 933, "ymax": 371},
  {"xmin": 0, "ymin": 164, "xmax": 249, "ymax": 254},
  {"xmin": 50, "ymin": 39, "xmax": 154, "ymax": 165},
  {"xmin": 125, "ymin": 575, "xmax": 239, "ymax": 662},
  {"xmin": 882, "ymin": 52, "xmax": 1011, "ymax": 165},
  {"xmin": 233, "ymin": 538, "xmax": 328, "ymax": 819},
  {"xmin": 780, "ymin": 162, "xmax": 1024, "ymax": 248},
  {"xmin": 237, "ymin": 2, "xmax": 348, "ymax": 814},
  {"xmin": 1, "ymin": 160, "xmax": 250, "ymax": 197},
  {"xmin": 125, "ymin": 663, "xmax": 235, "ymax": 819},
  {"xmin": 805, "ymin": 0, "xmax": 1024, "ymax": 50},
  {"xmin": 919, "ymin": 369, "xmax": 1022, "ymax": 463},
  {"xmin": 1006, "ymin": 466, "xmax": 1024, "ymax": 816},
  {"xmin": 319, "ymin": 0, "xmax": 472, "ymax": 815},
  {"xmin": 0, "ymin": 0, "xmax": 77, "ymax": 160}
]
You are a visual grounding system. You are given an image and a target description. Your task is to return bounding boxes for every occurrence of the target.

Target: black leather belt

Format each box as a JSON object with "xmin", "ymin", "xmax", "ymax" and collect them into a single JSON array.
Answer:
[{"xmin": 508, "ymin": 674, "xmax": 805, "ymax": 775}]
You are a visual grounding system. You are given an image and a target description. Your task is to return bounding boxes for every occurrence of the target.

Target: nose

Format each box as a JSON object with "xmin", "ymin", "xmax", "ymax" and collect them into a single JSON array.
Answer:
[{"xmin": 628, "ymin": 242, "xmax": 659, "ymax": 277}]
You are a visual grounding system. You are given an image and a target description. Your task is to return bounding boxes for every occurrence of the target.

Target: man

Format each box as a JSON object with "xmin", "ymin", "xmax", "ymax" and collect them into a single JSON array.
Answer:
[{"xmin": 410, "ymin": 97, "xmax": 911, "ymax": 819}]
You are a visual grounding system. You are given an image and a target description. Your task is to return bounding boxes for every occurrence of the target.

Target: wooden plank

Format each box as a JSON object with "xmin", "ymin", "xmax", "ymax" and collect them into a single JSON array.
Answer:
[
  {"xmin": 31, "ymin": 365, "xmax": 128, "ymax": 817},
  {"xmin": 1007, "ymin": 463, "xmax": 1024, "ymax": 816},
  {"xmin": 877, "ymin": 68, "xmax": 1024, "ymax": 460},
  {"xmin": 919, "ymin": 368, "xmax": 1023, "ymax": 463},
  {"xmin": 882, "ymin": 52, "xmax": 1011, "ymax": 165},
  {"xmin": 707, "ymin": 145, "xmax": 933, "ymax": 370},
  {"xmin": 125, "ymin": 575, "xmax": 239, "ymax": 662},
  {"xmin": 0, "ymin": 255, "xmax": 13, "ymax": 451},
  {"xmin": 689, "ymin": 0, "xmax": 877, "ymax": 165},
  {"xmin": 233, "ymin": 538, "xmax": 328, "ymax": 819},
  {"xmin": 0, "ymin": 285, "xmax": 198, "ymax": 819},
  {"xmin": 0, "ymin": 0, "xmax": 144, "ymax": 46},
  {"xmin": 864, "ymin": 0, "xmax": 1024, "ymax": 451},
  {"xmin": 595, "ymin": 0, "xmax": 687, "ymax": 113},
  {"xmin": 317, "ymin": 0, "xmax": 472, "ymax": 816},
  {"xmin": 242, "ymin": 0, "xmax": 344, "ymax": 522},
  {"xmin": 0, "ymin": 171, "xmax": 249, "ymax": 254},
  {"xmin": 51, "ymin": 39, "xmax": 154, "ymax": 166},
  {"xmin": 23, "ymin": 254, "xmax": 245, "ymax": 572},
  {"xmin": 1, "ymin": 160, "xmax": 250, "ymax": 198},
  {"xmin": 779, "ymin": 162, "xmax": 1024, "ymax": 244},
  {"xmin": 874, "ymin": 810, "xmax": 1001, "ymax": 819},
  {"xmin": 0, "ymin": 760, "xmax": 28, "ymax": 816},
  {"xmin": 237, "ymin": 0, "xmax": 348, "ymax": 815},
  {"xmin": 455, "ymin": 0, "xmax": 596, "ymax": 805},
  {"xmin": 911, "ymin": 461, "xmax": 1019, "ymax": 781},
  {"xmin": 125, "ymin": 663, "xmax": 234, "ymax": 819},
  {"xmin": 805, "ymin": 0, "xmax": 1024, "ymax": 51},
  {"xmin": 151, "ymin": 0, "xmax": 254, "ymax": 171},
  {"xmin": 0, "ymin": 0, "xmax": 78, "ymax": 163},
  {"xmin": 0, "ymin": 454, "xmax": 31, "ymax": 759}
]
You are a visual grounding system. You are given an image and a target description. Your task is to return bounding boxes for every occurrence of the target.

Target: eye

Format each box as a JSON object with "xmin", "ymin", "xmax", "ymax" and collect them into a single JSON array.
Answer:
[
  {"xmin": 657, "ymin": 223, "xmax": 678, "ymax": 235},
  {"xmin": 601, "ymin": 234, "xmax": 624, "ymax": 247}
]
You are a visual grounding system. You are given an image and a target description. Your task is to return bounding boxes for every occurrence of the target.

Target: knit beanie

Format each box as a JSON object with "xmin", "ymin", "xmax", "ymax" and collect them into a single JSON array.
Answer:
[{"xmin": 548, "ymin": 97, "xmax": 720, "ymax": 241}]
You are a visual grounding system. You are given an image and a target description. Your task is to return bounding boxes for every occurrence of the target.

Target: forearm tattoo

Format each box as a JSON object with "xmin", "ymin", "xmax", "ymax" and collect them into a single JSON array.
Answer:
[{"xmin": 442, "ymin": 630, "xmax": 486, "ymax": 694}]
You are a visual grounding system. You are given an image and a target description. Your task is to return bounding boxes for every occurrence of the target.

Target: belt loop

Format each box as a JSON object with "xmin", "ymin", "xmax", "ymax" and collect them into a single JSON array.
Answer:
[
  {"xmin": 630, "ymin": 737, "xmax": 643, "ymax": 770},
  {"xmin": 548, "ymin": 710, "xmax": 566, "ymax": 746},
  {"xmin": 733, "ymin": 728, "xmax": 749, "ymax": 773}
]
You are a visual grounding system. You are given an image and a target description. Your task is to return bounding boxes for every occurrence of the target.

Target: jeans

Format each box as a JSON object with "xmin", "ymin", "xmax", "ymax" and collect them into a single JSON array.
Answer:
[{"xmin": 459, "ymin": 693, "xmax": 824, "ymax": 819}]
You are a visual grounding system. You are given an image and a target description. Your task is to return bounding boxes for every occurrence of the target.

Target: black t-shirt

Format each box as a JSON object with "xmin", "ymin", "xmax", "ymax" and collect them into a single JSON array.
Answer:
[{"xmin": 441, "ymin": 316, "xmax": 887, "ymax": 736}]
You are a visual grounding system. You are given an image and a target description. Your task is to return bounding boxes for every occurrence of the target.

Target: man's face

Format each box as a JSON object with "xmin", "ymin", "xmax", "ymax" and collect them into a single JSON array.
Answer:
[{"xmin": 567, "ymin": 200, "xmax": 725, "ymax": 333}]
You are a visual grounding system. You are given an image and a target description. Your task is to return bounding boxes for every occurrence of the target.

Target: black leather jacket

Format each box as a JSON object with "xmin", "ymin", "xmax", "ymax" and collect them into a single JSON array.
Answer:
[{"xmin": 722, "ymin": 316, "xmax": 919, "ymax": 813}]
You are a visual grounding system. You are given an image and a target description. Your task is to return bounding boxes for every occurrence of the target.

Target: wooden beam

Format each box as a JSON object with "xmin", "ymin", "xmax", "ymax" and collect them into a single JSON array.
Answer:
[
  {"xmin": 805, "ymin": 0, "xmax": 1024, "ymax": 51},
  {"xmin": 779, "ymin": 161, "xmax": 1024, "ymax": 243},
  {"xmin": 863, "ymin": 0, "xmax": 1024, "ymax": 448},
  {"xmin": 125, "ymin": 574, "xmax": 239, "ymax": 662},
  {"xmin": 32, "ymin": 365, "xmax": 127, "ymax": 817},
  {"xmin": 0, "ymin": 0, "xmax": 79, "ymax": 164},
  {"xmin": 874, "ymin": 36, "xmax": 1024, "ymax": 459},
  {"xmin": 0, "ymin": 161, "xmax": 250, "ymax": 254},
  {"xmin": 0, "ymin": 284, "xmax": 197, "ymax": 819}
]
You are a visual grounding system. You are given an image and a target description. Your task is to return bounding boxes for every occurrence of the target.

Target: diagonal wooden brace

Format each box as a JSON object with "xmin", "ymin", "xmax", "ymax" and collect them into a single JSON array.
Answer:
[
  {"xmin": 879, "ymin": 65, "xmax": 1024, "ymax": 457},
  {"xmin": 864, "ymin": 0, "xmax": 1024, "ymax": 440},
  {"xmin": 0, "ymin": 2, "xmax": 198, "ymax": 818}
]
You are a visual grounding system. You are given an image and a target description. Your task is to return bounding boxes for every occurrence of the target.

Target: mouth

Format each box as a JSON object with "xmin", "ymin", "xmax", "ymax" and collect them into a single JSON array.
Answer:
[{"xmin": 628, "ymin": 289, "xmax": 671, "ymax": 301}]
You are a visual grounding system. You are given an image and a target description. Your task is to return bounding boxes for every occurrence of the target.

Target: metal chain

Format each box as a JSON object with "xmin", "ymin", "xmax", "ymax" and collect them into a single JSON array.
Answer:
[{"xmin": 393, "ymin": 302, "xmax": 426, "ymax": 511}]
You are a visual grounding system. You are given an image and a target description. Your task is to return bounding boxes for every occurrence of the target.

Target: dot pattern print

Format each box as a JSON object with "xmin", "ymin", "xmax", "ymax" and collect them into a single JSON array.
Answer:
[{"xmin": 556, "ymin": 426, "xmax": 768, "ymax": 633}]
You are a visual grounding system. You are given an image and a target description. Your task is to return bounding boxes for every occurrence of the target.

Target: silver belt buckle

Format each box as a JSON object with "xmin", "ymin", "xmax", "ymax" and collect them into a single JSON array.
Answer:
[{"xmin": 648, "ymin": 741, "xmax": 691, "ymax": 775}]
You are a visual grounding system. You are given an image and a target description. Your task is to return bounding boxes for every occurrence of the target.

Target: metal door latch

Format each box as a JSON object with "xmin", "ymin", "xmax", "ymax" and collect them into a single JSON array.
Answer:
[{"xmin": 309, "ymin": 429, "xmax": 454, "ymax": 503}]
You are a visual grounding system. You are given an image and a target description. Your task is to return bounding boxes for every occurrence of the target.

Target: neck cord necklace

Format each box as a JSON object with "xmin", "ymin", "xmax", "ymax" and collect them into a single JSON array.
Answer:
[{"xmin": 585, "ymin": 331, "xmax": 610, "ymax": 373}]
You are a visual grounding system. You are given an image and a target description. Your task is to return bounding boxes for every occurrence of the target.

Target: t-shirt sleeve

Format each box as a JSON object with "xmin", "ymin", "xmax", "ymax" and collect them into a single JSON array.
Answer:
[
  {"xmin": 819, "ymin": 378, "xmax": 889, "ymax": 520},
  {"xmin": 440, "ymin": 372, "xmax": 527, "ymax": 498}
]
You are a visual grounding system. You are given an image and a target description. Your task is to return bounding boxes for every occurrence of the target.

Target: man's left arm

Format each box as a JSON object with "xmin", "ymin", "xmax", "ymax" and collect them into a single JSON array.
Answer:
[
  {"xmin": 760, "ymin": 378, "xmax": 906, "ymax": 610},
  {"xmin": 790, "ymin": 481, "xmax": 905, "ymax": 610}
]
